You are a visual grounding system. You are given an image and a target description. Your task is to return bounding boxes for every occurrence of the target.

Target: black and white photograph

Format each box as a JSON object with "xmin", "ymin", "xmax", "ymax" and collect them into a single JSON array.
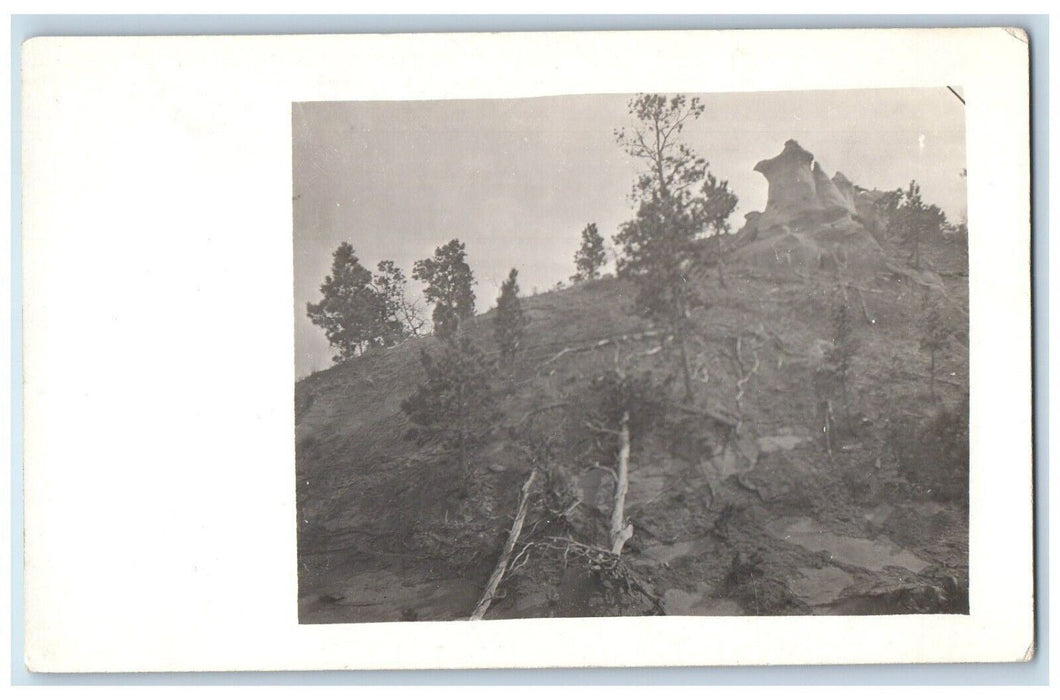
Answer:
[
  {"xmin": 293, "ymin": 88, "xmax": 970, "ymax": 624},
  {"xmin": 21, "ymin": 23, "xmax": 1036, "ymax": 673}
]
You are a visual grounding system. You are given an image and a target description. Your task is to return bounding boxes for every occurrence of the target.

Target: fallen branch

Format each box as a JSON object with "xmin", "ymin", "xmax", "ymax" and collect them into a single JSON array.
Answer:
[
  {"xmin": 542, "ymin": 536, "xmax": 664, "ymax": 612},
  {"xmin": 733, "ymin": 336, "xmax": 761, "ymax": 434},
  {"xmin": 586, "ymin": 463, "xmax": 618, "ymax": 484},
  {"xmin": 469, "ymin": 468, "xmax": 539, "ymax": 621},
  {"xmin": 609, "ymin": 411, "xmax": 633, "ymax": 555},
  {"xmin": 538, "ymin": 330, "xmax": 666, "ymax": 368}
]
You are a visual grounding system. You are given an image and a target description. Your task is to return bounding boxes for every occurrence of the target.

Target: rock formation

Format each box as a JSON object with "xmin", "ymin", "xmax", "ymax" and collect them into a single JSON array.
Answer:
[
  {"xmin": 754, "ymin": 139, "xmax": 820, "ymax": 214},
  {"xmin": 728, "ymin": 139, "xmax": 889, "ymax": 274}
]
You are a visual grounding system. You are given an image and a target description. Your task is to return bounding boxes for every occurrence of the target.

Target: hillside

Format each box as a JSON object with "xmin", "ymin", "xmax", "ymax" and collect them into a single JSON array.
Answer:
[{"xmin": 295, "ymin": 217, "xmax": 970, "ymax": 621}]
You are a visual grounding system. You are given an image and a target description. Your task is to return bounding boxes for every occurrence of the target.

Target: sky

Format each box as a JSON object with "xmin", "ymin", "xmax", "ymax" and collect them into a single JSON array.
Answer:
[{"xmin": 293, "ymin": 88, "xmax": 966, "ymax": 378}]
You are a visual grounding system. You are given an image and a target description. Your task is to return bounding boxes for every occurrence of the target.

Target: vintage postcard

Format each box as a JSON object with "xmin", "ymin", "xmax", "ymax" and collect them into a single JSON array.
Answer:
[{"xmin": 22, "ymin": 28, "xmax": 1032, "ymax": 671}]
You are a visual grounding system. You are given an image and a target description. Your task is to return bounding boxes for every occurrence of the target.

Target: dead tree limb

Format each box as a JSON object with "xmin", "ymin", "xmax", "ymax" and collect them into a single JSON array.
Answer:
[
  {"xmin": 609, "ymin": 411, "xmax": 634, "ymax": 555},
  {"xmin": 538, "ymin": 330, "xmax": 666, "ymax": 368},
  {"xmin": 733, "ymin": 337, "xmax": 760, "ymax": 433},
  {"xmin": 469, "ymin": 468, "xmax": 539, "ymax": 621}
]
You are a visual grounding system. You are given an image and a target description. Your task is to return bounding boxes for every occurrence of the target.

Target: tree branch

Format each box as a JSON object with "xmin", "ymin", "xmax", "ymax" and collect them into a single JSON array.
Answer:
[{"xmin": 469, "ymin": 468, "xmax": 539, "ymax": 621}]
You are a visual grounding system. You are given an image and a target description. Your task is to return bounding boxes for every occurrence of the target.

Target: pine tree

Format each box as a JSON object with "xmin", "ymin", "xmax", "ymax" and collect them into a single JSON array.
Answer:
[
  {"xmin": 889, "ymin": 181, "xmax": 948, "ymax": 269},
  {"xmin": 700, "ymin": 173, "xmax": 739, "ymax": 287},
  {"xmin": 494, "ymin": 268, "xmax": 528, "ymax": 367},
  {"xmin": 306, "ymin": 242, "xmax": 387, "ymax": 362},
  {"xmin": 374, "ymin": 260, "xmax": 426, "ymax": 341},
  {"xmin": 572, "ymin": 223, "xmax": 606, "ymax": 281},
  {"xmin": 401, "ymin": 335, "xmax": 493, "ymax": 476},
  {"xmin": 920, "ymin": 298, "xmax": 953, "ymax": 401},
  {"xmin": 614, "ymin": 93, "xmax": 735, "ymax": 401},
  {"xmin": 825, "ymin": 294, "xmax": 857, "ymax": 420},
  {"xmin": 412, "ymin": 239, "xmax": 476, "ymax": 338}
]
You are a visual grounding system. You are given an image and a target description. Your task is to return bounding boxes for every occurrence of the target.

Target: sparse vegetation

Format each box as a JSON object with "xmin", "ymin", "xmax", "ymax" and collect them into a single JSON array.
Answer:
[
  {"xmin": 400, "ymin": 334, "xmax": 494, "ymax": 477},
  {"xmin": 413, "ymin": 239, "xmax": 477, "ymax": 338},
  {"xmin": 298, "ymin": 97, "xmax": 969, "ymax": 624},
  {"xmin": 374, "ymin": 260, "xmax": 426, "ymax": 340},
  {"xmin": 494, "ymin": 268, "xmax": 528, "ymax": 367},
  {"xmin": 700, "ymin": 172, "xmax": 740, "ymax": 286},
  {"xmin": 307, "ymin": 243, "xmax": 404, "ymax": 361},
  {"xmin": 826, "ymin": 293, "xmax": 857, "ymax": 424},
  {"xmin": 888, "ymin": 180, "xmax": 948, "ymax": 269},
  {"xmin": 920, "ymin": 296, "xmax": 953, "ymax": 401},
  {"xmin": 572, "ymin": 222, "xmax": 606, "ymax": 282},
  {"xmin": 614, "ymin": 93, "xmax": 727, "ymax": 401}
]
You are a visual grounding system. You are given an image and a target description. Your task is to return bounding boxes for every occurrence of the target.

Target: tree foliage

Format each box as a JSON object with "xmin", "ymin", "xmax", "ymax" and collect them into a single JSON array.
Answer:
[
  {"xmin": 615, "ymin": 196, "xmax": 701, "ymax": 322},
  {"xmin": 572, "ymin": 223, "xmax": 606, "ymax": 281},
  {"xmin": 700, "ymin": 172, "xmax": 739, "ymax": 286},
  {"xmin": 375, "ymin": 260, "xmax": 426, "ymax": 341},
  {"xmin": 700, "ymin": 173, "xmax": 739, "ymax": 237},
  {"xmin": 613, "ymin": 93, "xmax": 733, "ymax": 399},
  {"xmin": 307, "ymin": 244, "xmax": 427, "ymax": 363},
  {"xmin": 413, "ymin": 239, "xmax": 477, "ymax": 338},
  {"xmin": 307, "ymin": 242, "xmax": 388, "ymax": 362},
  {"xmin": 615, "ymin": 94, "xmax": 708, "ymax": 203},
  {"xmin": 401, "ymin": 335, "xmax": 494, "ymax": 473},
  {"xmin": 888, "ymin": 180, "xmax": 948, "ymax": 269},
  {"xmin": 586, "ymin": 369, "xmax": 668, "ymax": 451},
  {"xmin": 494, "ymin": 268, "xmax": 528, "ymax": 366}
]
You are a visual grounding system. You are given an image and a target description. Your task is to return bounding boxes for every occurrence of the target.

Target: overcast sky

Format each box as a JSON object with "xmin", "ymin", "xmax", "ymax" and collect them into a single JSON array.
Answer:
[{"xmin": 293, "ymin": 88, "xmax": 966, "ymax": 378}]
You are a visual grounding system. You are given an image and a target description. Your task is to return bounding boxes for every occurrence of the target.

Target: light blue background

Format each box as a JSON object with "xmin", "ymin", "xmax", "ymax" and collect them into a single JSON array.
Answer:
[{"xmin": 9, "ymin": 13, "xmax": 1049, "ymax": 686}]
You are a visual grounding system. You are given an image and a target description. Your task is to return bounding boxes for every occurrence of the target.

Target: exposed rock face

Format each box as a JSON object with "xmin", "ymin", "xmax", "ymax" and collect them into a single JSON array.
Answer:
[
  {"xmin": 754, "ymin": 139, "xmax": 820, "ymax": 213},
  {"xmin": 853, "ymin": 187, "xmax": 893, "ymax": 237},
  {"xmin": 746, "ymin": 139, "xmax": 860, "ymax": 232},
  {"xmin": 813, "ymin": 162, "xmax": 854, "ymax": 214},
  {"xmin": 832, "ymin": 171, "xmax": 857, "ymax": 210},
  {"xmin": 729, "ymin": 139, "xmax": 885, "ymax": 274}
]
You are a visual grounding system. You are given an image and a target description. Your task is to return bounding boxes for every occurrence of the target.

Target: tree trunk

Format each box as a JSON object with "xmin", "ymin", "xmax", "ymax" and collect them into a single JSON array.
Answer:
[
  {"xmin": 929, "ymin": 350, "xmax": 936, "ymax": 401},
  {"xmin": 469, "ymin": 468, "xmax": 538, "ymax": 621},
  {"xmin": 715, "ymin": 236, "xmax": 727, "ymax": 288},
  {"xmin": 677, "ymin": 331, "xmax": 694, "ymax": 402},
  {"xmin": 609, "ymin": 411, "xmax": 634, "ymax": 555}
]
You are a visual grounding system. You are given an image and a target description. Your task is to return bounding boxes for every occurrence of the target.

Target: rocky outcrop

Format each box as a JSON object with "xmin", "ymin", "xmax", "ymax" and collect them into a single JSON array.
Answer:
[
  {"xmin": 853, "ymin": 187, "xmax": 893, "ymax": 238},
  {"xmin": 754, "ymin": 139, "xmax": 820, "ymax": 214},
  {"xmin": 813, "ymin": 162, "xmax": 854, "ymax": 214},
  {"xmin": 729, "ymin": 139, "xmax": 885, "ymax": 274},
  {"xmin": 832, "ymin": 171, "xmax": 857, "ymax": 210}
]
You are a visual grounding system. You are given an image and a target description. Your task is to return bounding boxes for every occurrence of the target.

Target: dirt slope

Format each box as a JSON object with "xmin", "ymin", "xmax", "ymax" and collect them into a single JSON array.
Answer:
[{"xmin": 296, "ymin": 231, "xmax": 969, "ymax": 623}]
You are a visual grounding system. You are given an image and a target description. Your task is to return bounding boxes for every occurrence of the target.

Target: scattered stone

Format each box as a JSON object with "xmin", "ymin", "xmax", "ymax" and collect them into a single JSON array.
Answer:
[
  {"xmin": 768, "ymin": 516, "xmax": 929, "ymax": 573},
  {"xmin": 790, "ymin": 565, "xmax": 856, "ymax": 607},
  {"xmin": 662, "ymin": 584, "xmax": 742, "ymax": 616},
  {"xmin": 757, "ymin": 435, "xmax": 810, "ymax": 453}
]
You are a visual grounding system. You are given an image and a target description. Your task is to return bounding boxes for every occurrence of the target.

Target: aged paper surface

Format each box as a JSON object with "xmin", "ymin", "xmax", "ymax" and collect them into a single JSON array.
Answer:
[{"xmin": 22, "ymin": 28, "xmax": 1031, "ymax": 671}]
